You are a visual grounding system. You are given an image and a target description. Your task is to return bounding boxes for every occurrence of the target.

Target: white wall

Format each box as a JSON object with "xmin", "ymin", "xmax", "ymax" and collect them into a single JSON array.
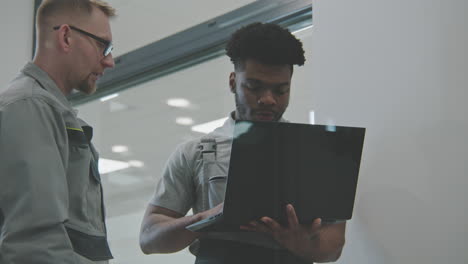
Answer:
[
  {"xmin": 0, "ymin": 1, "xmax": 34, "ymax": 91},
  {"xmin": 311, "ymin": 0, "xmax": 468, "ymax": 263}
]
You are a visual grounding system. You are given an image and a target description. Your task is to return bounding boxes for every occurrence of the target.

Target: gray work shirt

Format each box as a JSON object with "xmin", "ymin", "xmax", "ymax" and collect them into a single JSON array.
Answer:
[
  {"xmin": 0, "ymin": 63, "xmax": 112, "ymax": 263},
  {"xmin": 151, "ymin": 113, "xmax": 287, "ymax": 252},
  {"xmin": 151, "ymin": 114, "xmax": 234, "ymax": 215}
]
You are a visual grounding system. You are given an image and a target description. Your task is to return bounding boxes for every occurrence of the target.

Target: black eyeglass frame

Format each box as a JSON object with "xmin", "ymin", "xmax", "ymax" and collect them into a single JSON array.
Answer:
[{"xmin": 53, "ymin": 25, "xmax": 113, "ymax": 57}]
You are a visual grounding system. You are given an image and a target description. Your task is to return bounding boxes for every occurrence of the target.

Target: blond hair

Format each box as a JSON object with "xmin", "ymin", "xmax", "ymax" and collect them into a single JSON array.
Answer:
[{"xmin": 36, "ymin": 0, "xmax": 116, "ymax": 28}]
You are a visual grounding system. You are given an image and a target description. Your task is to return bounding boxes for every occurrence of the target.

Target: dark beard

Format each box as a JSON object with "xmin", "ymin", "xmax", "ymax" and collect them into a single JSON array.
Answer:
[
  {"xmin": 234, "ymin": 93, "xmax": 283, "ymax": 121},
  {"xmin": 77, "ymin": 76, "xmax": 96, "ymax": 95}
]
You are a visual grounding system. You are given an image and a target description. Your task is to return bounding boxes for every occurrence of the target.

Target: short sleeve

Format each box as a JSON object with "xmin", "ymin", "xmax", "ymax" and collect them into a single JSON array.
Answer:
[{"xmin": 149, "ymin": 142, "xmax": 197, "ymax": 215}]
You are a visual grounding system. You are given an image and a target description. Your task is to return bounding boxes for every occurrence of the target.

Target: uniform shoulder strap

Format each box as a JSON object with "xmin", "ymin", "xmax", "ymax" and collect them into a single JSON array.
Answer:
[{"xmin": 198, "ymin": 135, "xmax": 217, "ymax": 162}]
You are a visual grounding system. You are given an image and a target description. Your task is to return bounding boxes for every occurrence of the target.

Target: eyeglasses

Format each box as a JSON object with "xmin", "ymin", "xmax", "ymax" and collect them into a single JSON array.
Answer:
[{"xmin": 53, "ymin": 25, "xmax": 113, "ymax": 57}]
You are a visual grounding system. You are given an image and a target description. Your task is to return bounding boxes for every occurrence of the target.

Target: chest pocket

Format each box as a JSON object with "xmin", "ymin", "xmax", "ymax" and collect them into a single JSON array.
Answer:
[
  {"xmin": 67, "ymin": 127, "xmax": 89, "ymax": 149},
  {"xmin": 199, "ymin": 138, "xmax": 228, "ymax": 210},
  {"xmin": 66, "ymin": 126, "xmax": 103, "ymax": 227}
]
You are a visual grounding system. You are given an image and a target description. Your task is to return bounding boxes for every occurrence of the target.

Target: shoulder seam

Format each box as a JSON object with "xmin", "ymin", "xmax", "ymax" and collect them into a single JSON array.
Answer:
[{"xmin": 1, "ymin": 95, "xmax": 65, "ymax": 114}]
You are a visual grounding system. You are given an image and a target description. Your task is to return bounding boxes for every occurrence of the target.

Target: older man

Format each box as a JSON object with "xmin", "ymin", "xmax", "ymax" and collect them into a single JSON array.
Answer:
[{"xmin": 0, "ymin": 1, "xmax": 116, "ymax": 263}]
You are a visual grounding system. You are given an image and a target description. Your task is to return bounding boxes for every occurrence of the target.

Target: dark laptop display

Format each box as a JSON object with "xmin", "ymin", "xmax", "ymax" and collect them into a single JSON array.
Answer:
[{"xmin": 186, "ymin": 121, "xmax": 365, "ymax": 232}]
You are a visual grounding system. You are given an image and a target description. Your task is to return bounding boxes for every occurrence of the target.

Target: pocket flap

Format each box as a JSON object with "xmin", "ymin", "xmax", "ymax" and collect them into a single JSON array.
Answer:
[
  {"xmin": 208, "ymin": 175, "xmax": 227, "ymax": 182},
  {"xmin": 66, "ymin": 127, "xmax": 88, "ymax": 146}
]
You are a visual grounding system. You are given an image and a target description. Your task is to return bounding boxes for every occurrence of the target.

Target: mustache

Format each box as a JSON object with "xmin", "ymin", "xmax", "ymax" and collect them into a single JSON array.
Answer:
[{"xmin": 253, "ymin": 109, "xmax": 277, "ymax": 115}]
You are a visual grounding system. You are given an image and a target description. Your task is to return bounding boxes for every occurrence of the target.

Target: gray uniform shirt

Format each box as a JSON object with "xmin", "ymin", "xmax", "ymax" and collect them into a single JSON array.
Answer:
[
  {"xmin": 151, "ymin": 114, "xmax": 234, "ymax": 215},
  {"xmin": 0, "ymin": 63, "xmax": 112, "ymax": 264},
  {"xmin": 151, "ymin": 113, "xmax": 287, "ymax": 252}
]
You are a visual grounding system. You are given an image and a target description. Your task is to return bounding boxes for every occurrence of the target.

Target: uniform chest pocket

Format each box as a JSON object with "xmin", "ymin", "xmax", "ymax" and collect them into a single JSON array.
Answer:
[
  {"xmin": 67, "ymin": 128, "xmax": 89, "ymax": 151},
  {"xmin": 66, "ymin": 128, "xmax": 104, "ymax": 231},
  {"xmin": 67, "ymin": 128, "xmax": 90, "ymax": 177},
  {"xmin": 87, "ymin": 160, "xmax": 104, "ymax": 230},
  {"xmin": 208, "ymin": 175, "xmax": 227, "ymax": 208}
]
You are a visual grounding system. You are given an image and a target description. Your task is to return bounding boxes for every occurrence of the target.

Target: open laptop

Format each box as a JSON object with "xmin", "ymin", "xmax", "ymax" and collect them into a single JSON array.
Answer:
[{"xmin": 186, "ymin": 120, "xmax": 366, "ymax": 232}]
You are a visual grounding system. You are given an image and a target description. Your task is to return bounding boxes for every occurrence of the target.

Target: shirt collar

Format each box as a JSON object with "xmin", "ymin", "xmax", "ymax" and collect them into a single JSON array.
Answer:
[{"xmin": 210, "ymin": 112, "xmax": 236, "ymax": 138}]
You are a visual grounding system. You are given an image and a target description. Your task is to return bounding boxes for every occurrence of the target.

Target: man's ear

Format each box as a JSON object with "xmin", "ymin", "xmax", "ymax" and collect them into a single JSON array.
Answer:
[
  {"xmin": 57, "ymin": 25, "xmax": 72, "ymax": 53},
  {"xmin": 229, "ymin": 72, "xmax": 236, "ymax": 94}
]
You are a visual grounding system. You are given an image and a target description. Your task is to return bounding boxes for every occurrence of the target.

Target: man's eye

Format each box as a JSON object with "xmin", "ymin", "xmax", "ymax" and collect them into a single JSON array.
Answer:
[
  {"xmin": 243, "ymin": 83, "xmax": 260, "ymax": 91},
  {"xmin": 249, "ymin": 86, "xmax": 261, "ymax": 91},
  {"xmin": 275, "ymin": 88, "xmax": 289, "ymax": 95},
  {"xmin": 96, "ymin": 41, "xmax": 107, "ymax": 49}
]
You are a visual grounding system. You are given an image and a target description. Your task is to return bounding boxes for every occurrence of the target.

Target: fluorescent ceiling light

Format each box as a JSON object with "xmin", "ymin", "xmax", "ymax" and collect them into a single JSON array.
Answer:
[
  {"xmin": 112, "ymin": 145, "xmax": 129, "ymax": 153},
  {"xmin": 128, "ymin": 160, "xmax": 144, "ymax": 168},
  {"xmin": 167, "ymin": 98, "xmax": 191, "ymax": 108},
  {"xmin": 176, "ymin": 117, "xmax": 194, "ymax": 126},
  {"xmin": 191, "ymin": 117, "xmax": 228, "ymax": 134},
  {"xmin": 98, "ymin": 158, "xmax": 130, "ymax": 174},
  {"xmin": 100, "ymin": 93, "xmax": 119, "ymax": 102}
]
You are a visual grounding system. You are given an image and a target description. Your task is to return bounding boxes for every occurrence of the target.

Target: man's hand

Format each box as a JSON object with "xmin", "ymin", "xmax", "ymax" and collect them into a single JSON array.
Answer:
[
  {"xmin": 140, "ymin": 203, "xmax": 225, "ymax": 254},
  {"xmin": 198, "ymin": 202, "xmax": 224, "ymax": 221},
  {"xmin": 240, "ymin": 204, "xmax": 330, "ymax": 262}
]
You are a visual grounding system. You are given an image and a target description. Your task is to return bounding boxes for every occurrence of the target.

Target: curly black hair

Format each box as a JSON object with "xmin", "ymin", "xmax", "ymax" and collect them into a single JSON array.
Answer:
[{"xmin": 226, "ymin": 22, "xmax": 305, "ymax": 71}]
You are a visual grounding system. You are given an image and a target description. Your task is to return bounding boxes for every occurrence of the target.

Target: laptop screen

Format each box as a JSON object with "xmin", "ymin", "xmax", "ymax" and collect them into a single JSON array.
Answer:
[{"xmin": 222, "ymin": 121, "xmax": 365, "ymax": 226}]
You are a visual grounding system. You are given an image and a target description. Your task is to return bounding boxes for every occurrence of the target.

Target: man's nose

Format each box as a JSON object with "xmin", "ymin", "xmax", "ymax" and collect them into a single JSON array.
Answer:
[
  {"xmin": 258, "ymin": 89, "xmax": 276, "ymax": 106},
  {"xmin": 102, "ymin": 54, "xmax": 115, "ymax": 68}
]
